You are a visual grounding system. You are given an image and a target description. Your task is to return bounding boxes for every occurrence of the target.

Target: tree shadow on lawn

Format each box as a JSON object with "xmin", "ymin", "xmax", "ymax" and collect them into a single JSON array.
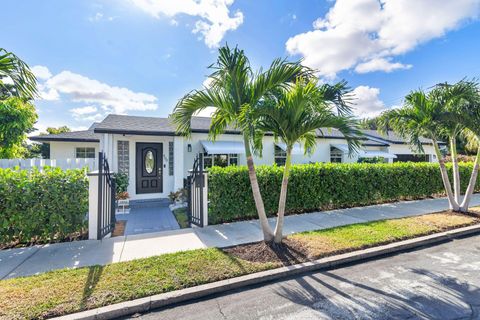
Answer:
[
  {"xmin": 79, "ymin": 265, "xmax": 104, "ymax": 310},
  {"xmin": 274, "ymin": 268, "xmax": 480, "ymax": 319}
]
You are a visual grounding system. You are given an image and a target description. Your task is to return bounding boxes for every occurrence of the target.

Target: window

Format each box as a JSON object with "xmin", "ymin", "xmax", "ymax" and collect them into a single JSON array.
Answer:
[
  {"xmin": 274, "ymin": 145, "xmax": 286, "ymax": 166},
  {"xmin": 203, "ymin": 153, "xmax": 238, "ymax": 169},
  {"xmin": 117, "ymin": 141, "xmax": 129, "ymax": 174},
  {"xmin": 330, "ymin": 147, "xmax": 343, "ymax": 163},
  {"xmin": 168, "ymin": 141, "xmax": 174, "ymax": 176},
  {"xmin": 75, "ymin": 147, "xmax": 95, "ymax": 159},
  {"xmin": 393, "ymin": 154, "xmax": 429, "ymax": 163}
]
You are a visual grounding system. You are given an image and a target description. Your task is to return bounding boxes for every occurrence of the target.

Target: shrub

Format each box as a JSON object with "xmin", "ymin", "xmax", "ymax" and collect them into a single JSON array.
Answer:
[
  {"xmin": 113, "ymin": 172, "xmax": 129, "ymax": 193},
  {"xmin": 0, "ymin": 167, "xmax": 89, "ymax": 246},
  {"xmin": 208, "ymin": 162, "xmax": 479, "ymax": 224}
]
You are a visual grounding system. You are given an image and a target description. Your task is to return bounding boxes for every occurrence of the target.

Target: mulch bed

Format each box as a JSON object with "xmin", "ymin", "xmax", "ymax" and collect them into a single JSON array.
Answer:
[
  {"xmin": 112, "ymin": 220, "xmax": 127, "ymax": 237},
  {"xmin": 223, "ymin": 238, "xmax": 311, "ymax": 266}
]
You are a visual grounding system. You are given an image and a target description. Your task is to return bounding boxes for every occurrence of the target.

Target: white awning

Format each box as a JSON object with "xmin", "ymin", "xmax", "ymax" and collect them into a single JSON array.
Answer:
[
  {"xmin": 275, "ymin": 142, "xmax": 304, "ymax": 155},
  {"xmin": 359, "ymin": 151, "xmax": 397, "ymax": 159},
  {"xmin": 201, "ymin": 140, "xmax": 245, "ymax": 155},
  {"xmin": 331, "ymin": 144, "xmax": 349, "ymax": 153}
]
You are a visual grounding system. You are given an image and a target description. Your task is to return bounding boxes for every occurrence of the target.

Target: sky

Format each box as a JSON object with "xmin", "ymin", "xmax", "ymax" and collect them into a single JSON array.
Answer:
[{"xmin": 2, "ymin": 0, "xmax": 480, "ymax": 133}]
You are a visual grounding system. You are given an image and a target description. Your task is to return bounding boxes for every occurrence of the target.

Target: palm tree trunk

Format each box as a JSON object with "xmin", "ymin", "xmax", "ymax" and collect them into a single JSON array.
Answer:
[
  {"xmin": 460, "ymin": 146, "xmax": 480, "ymax": 212},
  {"xmin": 243, "ymin": 135, "xmax": 273, "ymax": 242},
  {"xmin": 434, "ymin": 141, "xmax": 459, "ymax": 211},
  {"xmin": 274, "ymin": 147, "xmax": 292, "ymax": 244},
  {"xmin": 450, "ymin": 137, "xmax": 461, "ymax": 204}
]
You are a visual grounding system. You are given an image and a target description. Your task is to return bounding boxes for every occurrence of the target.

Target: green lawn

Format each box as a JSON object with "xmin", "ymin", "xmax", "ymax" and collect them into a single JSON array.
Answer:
[
  {"xmin": 0, "ymin": 212, "xmax": 477, "ymax": 320},
  {"xmin": 291, "ymin": 213, "xmax": 476, "ymax": 258},
  {"xmin": 172, "ymin": 207, "xmax": 190, "ymax": 228}
]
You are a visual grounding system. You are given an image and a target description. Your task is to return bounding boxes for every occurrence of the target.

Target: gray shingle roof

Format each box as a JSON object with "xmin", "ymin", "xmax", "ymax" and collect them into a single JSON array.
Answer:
[
  {"xmin": 360, "ymin": 129, "xmax": 435, "ymax": 144},
  {"xmin": 30, "ymin": 114, "xmax": 437, "ymax": 145},
  {"xmin": 29, "ymin": 129, "xmax": 100, "ymax": 142}
]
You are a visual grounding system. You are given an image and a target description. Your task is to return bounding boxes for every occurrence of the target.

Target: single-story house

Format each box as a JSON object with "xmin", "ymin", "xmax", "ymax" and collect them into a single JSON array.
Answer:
[{"xmin": 30, "ymin": 114, "xmax": 441, "ymax": 200}]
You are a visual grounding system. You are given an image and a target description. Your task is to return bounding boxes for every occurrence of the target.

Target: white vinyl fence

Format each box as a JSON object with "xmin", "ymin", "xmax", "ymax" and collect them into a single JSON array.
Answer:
[{"xmin": 0, "ymin": 158, "xmax": 97, "ymax": 171}]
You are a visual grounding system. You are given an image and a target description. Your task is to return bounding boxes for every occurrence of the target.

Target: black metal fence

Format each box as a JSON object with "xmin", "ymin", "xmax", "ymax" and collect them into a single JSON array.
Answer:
[
  {"xmin": 97, "ymin": 152, "xmax": 116, "ymax": 239},
  {"xmin": 185, "ymin": 153, "xmax": 205, "ymax": 227}
]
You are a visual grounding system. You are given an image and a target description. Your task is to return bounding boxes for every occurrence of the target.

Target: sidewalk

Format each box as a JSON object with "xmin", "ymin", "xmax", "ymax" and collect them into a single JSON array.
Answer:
[{"xmin": 2, "ymin": 195, "xmax": 480, "ymax": 280}]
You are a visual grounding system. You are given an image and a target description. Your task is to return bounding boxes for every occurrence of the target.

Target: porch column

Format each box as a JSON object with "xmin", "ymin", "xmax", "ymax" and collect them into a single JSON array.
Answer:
[{"xmin": 174, "ymin": 136, "xmax": 184, "ymax": 190}]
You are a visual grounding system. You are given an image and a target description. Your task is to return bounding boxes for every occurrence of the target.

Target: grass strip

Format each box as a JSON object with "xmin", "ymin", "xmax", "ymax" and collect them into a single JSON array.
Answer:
[
  {"xmin": 0, "ymin": 212, "xmax": 477, "ymax": 320},
  {"xmin": 172, "ymin": 207, "xmax": 190, "ymax": 228}
]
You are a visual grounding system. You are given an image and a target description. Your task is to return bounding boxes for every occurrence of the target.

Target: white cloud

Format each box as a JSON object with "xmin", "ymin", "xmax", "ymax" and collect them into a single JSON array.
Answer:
[
  {"xmin": 286, "ymin": 0, "xmax": 480, "ymax": 78},
  {"xmin": 31, "ymin": 65, "xmax": 52, "ymax": 80},
  {"xmin": 194, "ymin": 106, "xmax": 216, "ymax": 117},
  {"xmin": 355, "ymin": 58, "xmax": 412, "ymax": 74},
  {"xmin": 89, "ymin": 12, "xmax": 104, "ymax": 22},
  {"xmin": 351, "ymin": 85, "xmax": 386, "ymax": 118},
  {"xmin": 44, "ymin": 71, "xmax": 158, "ymax": 114},
  {"xmin": 202, "ymin": 77, "xmax": 214, "ymax": 88},
  {"xmin": 70, "ymin": 105, "xmax": 98, "ymax": 116},
  {"xmin": 130, "ymin": 0, "xmax": 243, "ymax": 48}
]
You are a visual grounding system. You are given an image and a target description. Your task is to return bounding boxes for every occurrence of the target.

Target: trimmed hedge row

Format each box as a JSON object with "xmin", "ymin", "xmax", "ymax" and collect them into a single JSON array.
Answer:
[
  {"xmin": 0, "ymin": 167, "xmax": 89, "ymax": 246},
  {"xmin": 208, "ymin": 162, "xmax": 479, "ymax": 224}
]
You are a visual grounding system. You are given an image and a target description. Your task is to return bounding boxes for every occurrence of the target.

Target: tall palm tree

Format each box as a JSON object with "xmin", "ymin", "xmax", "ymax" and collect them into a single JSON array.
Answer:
[
  {"xmin": 453, "ymin": 85, "xmax": 480, "ymax": 212},
  {"xmin": 254, "ymin": 79, "xmax": 361, "ymax": 244},
  {"xmin": 171, "ymin": 45, "xmax": 312, "ymax": 242},
  {"xmin": 378, "ymin": 79, "xmax": 480, "ymax": 212},
  {"xmin": 429, "ymin": 81, "xmax": 479, "ymax": 204},
  {"xmin": 0, "ymin": 48, "xmax": 37, "ymax": 100}
]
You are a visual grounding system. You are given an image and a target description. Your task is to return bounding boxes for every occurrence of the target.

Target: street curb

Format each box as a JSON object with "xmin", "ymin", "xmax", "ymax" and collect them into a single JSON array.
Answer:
[{"xmin": 53, "ymin": 223, "xmax": 480, "ymax": 320}]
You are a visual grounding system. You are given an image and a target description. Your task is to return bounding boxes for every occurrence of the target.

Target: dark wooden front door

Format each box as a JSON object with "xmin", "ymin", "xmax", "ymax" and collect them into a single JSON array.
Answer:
[{"xmin": 136, "ymin": 143, "xmax": 163, "ymax": 194}]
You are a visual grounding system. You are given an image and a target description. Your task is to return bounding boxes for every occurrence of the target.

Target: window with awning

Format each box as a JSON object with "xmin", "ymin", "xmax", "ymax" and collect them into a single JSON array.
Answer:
[
  {"xmin": 330, "ymin": 144, "xmax": 397, "ymax": 161},
  {"xmin": 200, "ymin": 140, "xmax": 245, "ymax": 155},
  {"xmin": 200, "ymin": 140, "xmax": 243, "ymax": 169},
  {"xmin": 274, "ymin": 142, "xmax": 304, "ymax": 155},
  {"xmin": 358, "ymin": 150, "xmax": 397, "ymax": 159}
]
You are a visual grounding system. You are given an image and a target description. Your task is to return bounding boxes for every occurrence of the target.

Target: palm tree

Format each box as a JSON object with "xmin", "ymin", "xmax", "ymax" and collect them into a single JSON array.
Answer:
[
  {"xmin": 379, "ymin": 79, "xmax": 480, "ymax": 212},
  {"xmin": 171, "ymin": 45, "xmax": 312, "ymax": 242},
  {"xmin": 453, "ymin": 85, "xmax": 480, "ymax": 212},
  {"xmin": 254, "ymin": 79, "xmax": 361, "ymax": 244},
  {"xmin": 0, "ymin": 48, "xmax": 37, "ymax": 100}
]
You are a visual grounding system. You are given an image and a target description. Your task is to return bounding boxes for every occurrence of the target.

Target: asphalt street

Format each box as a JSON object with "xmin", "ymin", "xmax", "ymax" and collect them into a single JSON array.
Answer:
[{"xmin": 126, "ymin": 234, "xmax": 480, "ymax": 320}]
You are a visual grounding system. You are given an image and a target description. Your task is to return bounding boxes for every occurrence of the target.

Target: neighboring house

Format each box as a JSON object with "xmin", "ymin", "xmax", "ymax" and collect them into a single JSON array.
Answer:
[{"xmin": 30, "ymin": 114, "xmax": 441, "ymax": 200}]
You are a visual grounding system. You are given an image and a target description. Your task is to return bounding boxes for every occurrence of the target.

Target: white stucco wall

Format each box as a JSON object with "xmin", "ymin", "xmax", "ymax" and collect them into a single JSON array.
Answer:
[
  {"xmin": 93, "ymin": 132, "xmax": 440, "ymax": 199},
  {"xmin": 389, "ymin": 143, "xmax": 437, "ymax": 162},
  {"xmin": 49, "ymin": 141, "xmax": 99, "ymax": 159},
  {"xmin": 109, "ymin": 134, "xmax": 176, "ymax": 201}
]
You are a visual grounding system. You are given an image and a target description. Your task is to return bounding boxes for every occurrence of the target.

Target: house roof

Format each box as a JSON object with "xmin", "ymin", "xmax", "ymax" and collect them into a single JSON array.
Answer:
[
  {"xmin": 29, "ymin": 123, "xmax": 101, "ymax": 143},
  {"xmin": 30, "ymin": 114, "xmax": 438, "ymax": 146},
  {"xmin": 360, "ymin": 129, "xmax": 438, "ymax": 145}
]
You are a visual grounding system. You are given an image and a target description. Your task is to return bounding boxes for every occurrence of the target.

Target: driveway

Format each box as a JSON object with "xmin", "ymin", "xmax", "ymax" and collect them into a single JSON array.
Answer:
[{"xmin": 128, "ymin": 234, "xmax": 480, "ymax": 320}]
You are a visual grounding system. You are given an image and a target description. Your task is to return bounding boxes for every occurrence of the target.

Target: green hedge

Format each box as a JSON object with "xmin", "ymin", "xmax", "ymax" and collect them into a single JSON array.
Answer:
[
  {"xmin": 0, "ymin": 167, "xmax": 89, "ymax": 246},
  {"xmin": 208, "ymin": 162, "xmax": 479, "ymax": 224}
]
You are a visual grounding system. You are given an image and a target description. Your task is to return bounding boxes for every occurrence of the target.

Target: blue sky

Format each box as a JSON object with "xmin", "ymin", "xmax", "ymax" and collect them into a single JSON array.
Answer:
[{"xmin": 2, "ymin": 0, "xmax": 480, "ymax": 133}]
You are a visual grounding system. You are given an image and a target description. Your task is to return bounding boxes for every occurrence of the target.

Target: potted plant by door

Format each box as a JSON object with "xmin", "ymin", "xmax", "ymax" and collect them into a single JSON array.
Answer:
[
  {"xmin": 116, "ymin": 191, "xmax": 130, "ymax": 214},
  {"xmin": 168, "ymin": 188, "xmax": 188, "ymax": 210}
]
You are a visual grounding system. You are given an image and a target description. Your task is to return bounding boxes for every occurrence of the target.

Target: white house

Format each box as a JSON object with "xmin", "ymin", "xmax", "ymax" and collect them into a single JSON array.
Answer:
[{"xmin": 31, "ymin": 114, "xmax": 440, "ymax": 200}]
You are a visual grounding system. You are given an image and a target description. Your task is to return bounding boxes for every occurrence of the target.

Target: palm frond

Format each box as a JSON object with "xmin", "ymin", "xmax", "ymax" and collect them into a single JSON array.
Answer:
[{"xmin": 0, "ymin": 48, "xmax": 37, "ymax": 100}]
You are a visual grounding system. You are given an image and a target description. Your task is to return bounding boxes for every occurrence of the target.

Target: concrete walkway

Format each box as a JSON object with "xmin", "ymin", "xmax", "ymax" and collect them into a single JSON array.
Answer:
[
  {"xmin": 118, "ymin": 205, "xmax": 180, "ymax": 236},
  {"xmin": 2, "ymin": 195, "xmax": 480, "ymax": 280}
]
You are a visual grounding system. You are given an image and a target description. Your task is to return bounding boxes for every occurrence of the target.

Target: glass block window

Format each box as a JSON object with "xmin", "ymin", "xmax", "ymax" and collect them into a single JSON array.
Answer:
[
  {"xmin": 168, "ymin": 141, "xmax": 174, "ymax": 176},
  {"xmin": 117, "ymin": 141, "xmax": 129, "ymax": 174},
  {"xmin": 75, "ymin": 147, "xmax": 95, "ymax": 159}
]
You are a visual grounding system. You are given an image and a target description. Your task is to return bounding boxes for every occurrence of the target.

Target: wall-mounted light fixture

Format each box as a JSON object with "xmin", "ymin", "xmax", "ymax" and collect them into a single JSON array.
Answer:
[{"xmin": 187, "ymin": 144, "xmax": 192, "ymax": 152}]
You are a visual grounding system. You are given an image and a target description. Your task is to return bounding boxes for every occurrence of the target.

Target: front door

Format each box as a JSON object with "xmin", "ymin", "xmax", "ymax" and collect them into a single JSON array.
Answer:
[{"xmin": 136, "ymin": 143, "xmax": 163, "ymax": 194}]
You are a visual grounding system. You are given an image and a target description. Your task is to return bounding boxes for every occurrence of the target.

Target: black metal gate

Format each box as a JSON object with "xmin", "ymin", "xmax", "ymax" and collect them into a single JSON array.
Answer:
[
  {"xmin": 185, "ymin": 153, "xmax": 205, "ymax": 227},
  {"xmin": 97, "ymin": 152, "xmax": 116, "ymax": 239}
]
